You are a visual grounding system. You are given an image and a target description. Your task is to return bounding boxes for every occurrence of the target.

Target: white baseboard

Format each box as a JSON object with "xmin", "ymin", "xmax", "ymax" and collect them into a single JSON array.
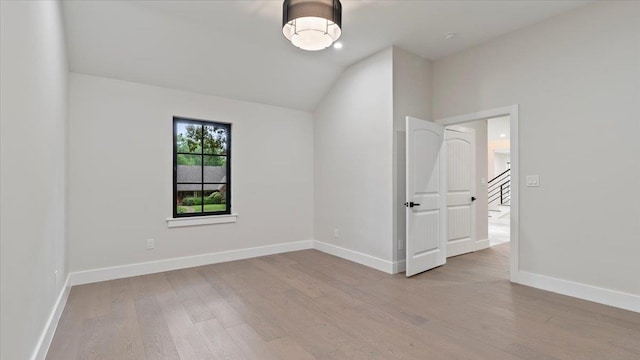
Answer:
[
  {"xmin": 475, "ymin": 238, "xmax": 490, "ymax": 251},
  {"xmin": 32, "ymin": 275, "xmax": 71, "ymax": 360},
  {"xmin": 68, "ymin": 240, "xmax": 405, "ymax": 289},
  {"xmin": 312, "ymin": 240, "xmax": 401, "ymax": 274},
  {"xmin": 516, "ymin": 271, "xmax": 640, "ymax": 313},
  {"xmin": 69, "ymin": 240, "xmax": 314, "ymax": 286},
  {"xmin": 393, "ymin": 259, "xmax": 406, "ymax": 274}
]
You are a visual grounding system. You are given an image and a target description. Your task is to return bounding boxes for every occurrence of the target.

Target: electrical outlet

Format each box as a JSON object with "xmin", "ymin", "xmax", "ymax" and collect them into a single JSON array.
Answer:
[
  {"xmin": 333, "ymin": 228, "xmax": 340, "ymax": 239},
  {"xmin": 146, "ymin": 239, "xmax": 155, "ymax": 250}
]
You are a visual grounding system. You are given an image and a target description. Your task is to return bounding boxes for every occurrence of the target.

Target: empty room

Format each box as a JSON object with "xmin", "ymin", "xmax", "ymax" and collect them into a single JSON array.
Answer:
[{"xmin": 1, "ymin": 0, "xmax": 639, "ymax": 359}]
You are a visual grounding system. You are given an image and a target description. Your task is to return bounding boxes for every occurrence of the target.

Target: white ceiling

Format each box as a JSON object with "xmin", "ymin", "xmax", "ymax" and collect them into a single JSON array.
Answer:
[
  {"xmin": 62, "ymin": 0, "xmax": 589, "ymax": 111},
  {"xmin": 488, "ymin": 115, "xmax": 510, "ymax": 142}
]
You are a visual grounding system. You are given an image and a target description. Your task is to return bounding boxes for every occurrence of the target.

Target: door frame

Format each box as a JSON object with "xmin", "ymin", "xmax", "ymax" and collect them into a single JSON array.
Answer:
[{"xmin": 435, "ymin": 105, "xmax": 519, "ymax": 282}]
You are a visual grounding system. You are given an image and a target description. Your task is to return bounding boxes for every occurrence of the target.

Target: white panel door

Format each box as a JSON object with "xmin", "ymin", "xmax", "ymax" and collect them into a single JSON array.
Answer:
[
  {"xmin": 445, "ymin": 126, "xmax": 476, "ymax": 258},
  {"xmin": 405, "ymin": 117, "xmax": 447, "ymax": 277}
]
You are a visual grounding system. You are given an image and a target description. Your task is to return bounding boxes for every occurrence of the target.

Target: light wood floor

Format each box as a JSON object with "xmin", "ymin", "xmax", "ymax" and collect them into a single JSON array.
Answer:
[{"xmin": 47, "ymin": 244, "xmax": 640, "ymax": 359}]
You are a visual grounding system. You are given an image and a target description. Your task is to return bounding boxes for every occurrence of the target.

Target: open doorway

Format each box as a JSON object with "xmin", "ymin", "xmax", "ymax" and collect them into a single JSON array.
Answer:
[
  {"xmin": 487, "ymin": 116, "xmax": 511, "ymax": 247},
  {"xmin": 434, "ymin": 105, "xmax": 519, "ymax": 282}
]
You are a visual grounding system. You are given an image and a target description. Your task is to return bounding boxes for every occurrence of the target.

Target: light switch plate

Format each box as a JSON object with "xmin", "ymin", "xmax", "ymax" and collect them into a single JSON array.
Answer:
[{"xmin": 526, "ymin": 175, "xmax": 540, "ymax": 187}]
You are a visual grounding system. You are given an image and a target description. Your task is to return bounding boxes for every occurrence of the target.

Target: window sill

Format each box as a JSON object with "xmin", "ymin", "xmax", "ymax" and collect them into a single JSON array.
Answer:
[{"xmin": 166, "ymin": 214, "xmax": 238, "ymax": 228}]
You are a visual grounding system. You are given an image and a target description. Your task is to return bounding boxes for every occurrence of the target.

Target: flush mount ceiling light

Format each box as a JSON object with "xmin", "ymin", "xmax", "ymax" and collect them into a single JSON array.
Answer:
[{"xmin": 282, "ymin": 0, "xmax": 342, "ymax": 51}]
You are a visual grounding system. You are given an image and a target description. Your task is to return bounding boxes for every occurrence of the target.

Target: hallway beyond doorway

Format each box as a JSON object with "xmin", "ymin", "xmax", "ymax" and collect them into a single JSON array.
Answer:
[
  {"xmin": 489, "ymin": 205, "xmax": 510, "ymax": 247},
  {"xmin": 489, "ymin": 221, "xmax": 510, "ymax": 246}
]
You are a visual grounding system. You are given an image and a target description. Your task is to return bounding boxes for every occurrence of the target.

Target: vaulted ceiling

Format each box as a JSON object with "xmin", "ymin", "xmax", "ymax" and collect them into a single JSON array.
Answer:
[{"xmin": 62, "ymin": 0, "xmax": 588, "ymax": 111}]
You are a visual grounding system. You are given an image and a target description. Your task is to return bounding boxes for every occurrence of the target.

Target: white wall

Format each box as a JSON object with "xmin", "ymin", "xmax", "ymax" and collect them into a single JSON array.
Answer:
[
  {"xmin": 494, "ymin": 152, "xmax": 511, "ymax": 177},
  {"xmin": 434, "ymin": 1, "xmax": 640, "ymax": 295},
  {"xmin": 0, "ymin": 1, "xmax": 69, "ymax": 359},
  {"xmin": 314, "ymin": 48, "xmax": 394, "ymax": 262},
  {"xmin": 488, "ymin": 140, "xmax": 511, "ymax": 178},
  {"xmin": 392, "ymin": 47, "xmax": 433, "ymax": 261},
  {"xmin": 68, "ymin": 74, "xmax": 313, "ymax": 272}
]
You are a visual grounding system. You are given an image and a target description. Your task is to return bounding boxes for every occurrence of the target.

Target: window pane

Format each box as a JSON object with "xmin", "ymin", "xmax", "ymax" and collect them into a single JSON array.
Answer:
[
  {"xmin": 176, "ymin": 122, "xmax": 202, "ymax": 154},
  {"xmin": 177, "ymin": 183, "xmax": 201, "ymax": 191},
  {"xmin": 176, "ymin": 188, "xmax": 203, "ymax": 214},
  {"xmin": 176, "ymin": 153, "xmax": 202, "ymax": 166},
  {"xmin": 204, "ymin": 156, "xmax": 227, "ymax": 183},
  {"xmin": 177, "ymin": 158, "xmax": 202, "ymax": 183},
  {"xmin": 203, "ymin": 187, "xmax": 227, "ymax": 213},
  {"xmin": 203, "ymin": 125, "xmax": 228, "ymax": 155}
]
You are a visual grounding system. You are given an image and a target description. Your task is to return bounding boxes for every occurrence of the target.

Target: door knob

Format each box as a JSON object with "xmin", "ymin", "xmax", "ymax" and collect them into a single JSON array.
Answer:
[
  {"xmin": 471, "ymin": 196, "xmax": 477, "ymax": 202},
  {"xmin": 404, "ymin": 202, "xmax": 421, "ymax": 208}
]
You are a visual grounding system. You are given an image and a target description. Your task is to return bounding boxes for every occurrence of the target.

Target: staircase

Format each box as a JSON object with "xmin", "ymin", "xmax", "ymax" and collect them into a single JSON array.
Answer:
[{"xmin": 488, "ymin": 169, "xmax": 510, "ymax": 223}]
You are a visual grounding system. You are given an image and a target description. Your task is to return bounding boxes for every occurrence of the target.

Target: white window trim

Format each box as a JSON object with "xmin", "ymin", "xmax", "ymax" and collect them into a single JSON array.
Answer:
[{"xmin": 166, "ymin": 214, "xmax": 238, "ymax": 228}]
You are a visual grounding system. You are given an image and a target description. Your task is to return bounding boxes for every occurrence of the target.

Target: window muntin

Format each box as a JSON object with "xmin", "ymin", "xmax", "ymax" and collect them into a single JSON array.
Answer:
[{"xmin": 173, "ymin": 117, "xmax": 231, "ymax": 217}]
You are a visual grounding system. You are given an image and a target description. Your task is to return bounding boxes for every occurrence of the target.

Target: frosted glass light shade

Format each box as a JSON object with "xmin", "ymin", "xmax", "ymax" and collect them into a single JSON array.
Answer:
[
  {"xmin": 283, "ymin": 16, "xmax": 341, "ymax": 51},
  {"xmin": 282, "ymin": 0, "xmax": 342, "ymax": 51}
]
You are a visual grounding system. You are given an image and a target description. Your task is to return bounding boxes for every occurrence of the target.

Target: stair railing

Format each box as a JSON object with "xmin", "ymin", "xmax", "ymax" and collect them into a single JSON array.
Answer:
[{"xmin": 488, "ymin": 168, "xmax": 511, "ymax": 205}]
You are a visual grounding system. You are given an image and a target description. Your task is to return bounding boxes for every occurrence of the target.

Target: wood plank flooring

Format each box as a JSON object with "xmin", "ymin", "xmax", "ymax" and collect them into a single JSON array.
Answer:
[{"xmin": 47, "ymin": 244, "xmax": 640, "ymax": 359}]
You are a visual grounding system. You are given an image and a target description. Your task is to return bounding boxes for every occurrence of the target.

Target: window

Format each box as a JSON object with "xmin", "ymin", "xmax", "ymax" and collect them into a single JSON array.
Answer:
[{"xmin": 173, "ymin": 117, "xmax": 231, "ymax": 217}]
